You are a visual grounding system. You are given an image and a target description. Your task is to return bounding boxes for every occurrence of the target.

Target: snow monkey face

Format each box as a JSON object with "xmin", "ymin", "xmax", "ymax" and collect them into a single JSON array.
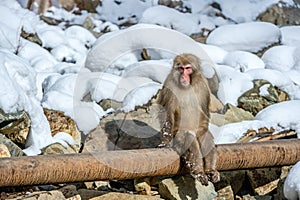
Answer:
[{"xmin": 173, "ymin": 54, "xmax": 201, "ymax": 88}]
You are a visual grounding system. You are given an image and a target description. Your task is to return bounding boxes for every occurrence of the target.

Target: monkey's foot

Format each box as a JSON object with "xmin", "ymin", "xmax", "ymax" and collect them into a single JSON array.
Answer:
[
  {"xmin": 205, "ymin": 170, "xmax": 220, "ymax": 183},
  {"xmin": 191, "ymin": 172, "xmax": 209, "ymax": 186}
]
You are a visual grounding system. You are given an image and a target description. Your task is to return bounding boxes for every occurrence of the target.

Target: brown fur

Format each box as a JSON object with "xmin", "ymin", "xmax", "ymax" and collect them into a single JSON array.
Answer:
[{"xmin": 158, "ymin": 54, "xmax": 219, "ymax": 185}]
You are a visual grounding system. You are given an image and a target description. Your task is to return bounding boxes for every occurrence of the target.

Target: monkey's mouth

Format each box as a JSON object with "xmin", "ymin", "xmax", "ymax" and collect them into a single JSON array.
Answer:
[{"xmin": 180, "ymin": 77, "xmax": 190, "ymax": 87}]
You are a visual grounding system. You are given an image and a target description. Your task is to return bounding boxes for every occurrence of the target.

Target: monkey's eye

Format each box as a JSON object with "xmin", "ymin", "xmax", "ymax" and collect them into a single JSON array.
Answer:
[{"xmin": 178, "ymin": 65, "xmax": 192, "ymax": 73}]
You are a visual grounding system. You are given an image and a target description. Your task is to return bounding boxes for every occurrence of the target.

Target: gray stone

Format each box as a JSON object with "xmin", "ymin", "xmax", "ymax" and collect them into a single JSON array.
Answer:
[
  {"xmin": 9, "ymin": 190, "xmax": 66, "ymax": 200},
  {"xmin": 0, "ymin": 109, "xmax": 30, "ymax": 145},
  {"xmin": 238, "ymin": 80, "xmax": 289, "ymax": 116},
  {"xmin": 0, "ymin": 134, "xmax": 24, "ymax": 157},
  {"xmin": 211, "ymin": 104, "xmax": 254, "ymax": 126},
  {"xmin": 258, "ymin": 4, "xmax": 300, "ymax": 26},
  {"xmin": 158, "ymin": 176, "xmax": 217, "ymax": 200},
  {"xmin": 84, "ymin": 103, "xmax": 162, "ymax": 152}
]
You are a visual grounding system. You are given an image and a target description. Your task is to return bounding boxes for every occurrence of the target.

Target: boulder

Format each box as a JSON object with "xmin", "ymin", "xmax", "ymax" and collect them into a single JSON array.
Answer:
[
  {"xmin": 44, "ymin": 109, "xmax": 81, "ymax": 152},
  {"xmin": 211, "ymin": 104, "xmax": 254, "ymax": 126},
  {"xmin": 0, "ymin": 143, "xmax": 10, "ymax": 158},
  {"xmin": 89, "ymin": 192, "xmax": 162, "ymax": 200},
  {"xmin": 0, "ymin": 134, "xmax": 24, "ymax": 157},
  {"xmin": 41, "ymin": 143, "xmax": 77, "ymax": 155},
  {"xmin": 246, "ymin": 168, "xmax": 282, "ymax": 195},
  {"xmin": 83, "ymin": 103, "xmax": 161, "ymax": 152},
  {"xmin": 15, "ymin": 190, "xmax": 66, "ymax": 200},
  {"xmin": 238, "ymin": 80, "xmax": 289, "ymax": 116},
  {"xmin": 158, "ymin": 176, "xmax": 217, "ymax": 200},
  {"xmin": 0, "ymin": 109, "xmax": 30, "ymax": 145},
  {"xmin": 258, "ymin": 4, "xmax": 300, "ymax": 26}
]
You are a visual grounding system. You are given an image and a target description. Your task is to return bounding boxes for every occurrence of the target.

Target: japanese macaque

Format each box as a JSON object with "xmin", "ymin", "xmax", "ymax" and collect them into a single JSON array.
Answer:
[{"xmin": 158, "ymin": 53, "xmax": 219, "ymax": 185}]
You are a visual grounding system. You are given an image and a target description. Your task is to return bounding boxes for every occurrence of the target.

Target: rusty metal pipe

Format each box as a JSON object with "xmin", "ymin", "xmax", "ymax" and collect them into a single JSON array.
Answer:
[{"xmin": 0, "ymin": 139, "xmax": 299, "ymax": 187}]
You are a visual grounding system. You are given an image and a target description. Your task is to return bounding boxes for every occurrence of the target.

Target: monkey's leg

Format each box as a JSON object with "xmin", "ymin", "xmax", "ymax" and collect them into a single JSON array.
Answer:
[
  {"xmin": 198, "ymin": 131, "xmax": 220, "ymax": 183},
  {"xmin": 185, "ymin": 133, "xmax": 209, "ymax": 186},
  {"xmin": 203, "ymin": 146, "xmax": 220, "ymax": 183}
]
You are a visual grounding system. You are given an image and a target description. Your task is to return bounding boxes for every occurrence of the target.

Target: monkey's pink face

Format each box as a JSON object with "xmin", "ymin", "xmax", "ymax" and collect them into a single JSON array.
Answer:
[{"xmin": 177, "ymin": 64, "xmax": 193, "ymax": 87}]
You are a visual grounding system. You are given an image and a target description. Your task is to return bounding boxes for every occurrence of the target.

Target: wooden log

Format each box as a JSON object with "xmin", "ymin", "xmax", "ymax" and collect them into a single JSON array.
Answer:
[{"xmin": 0, "ymin": 139, "xmax": 300, "ymax": 187}]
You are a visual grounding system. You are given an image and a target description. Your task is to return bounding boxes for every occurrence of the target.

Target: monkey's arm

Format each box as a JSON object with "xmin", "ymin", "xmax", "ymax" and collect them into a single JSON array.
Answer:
[{"xmin": 158, "ymin": 87, "xmax": 177, "ymax": 147}]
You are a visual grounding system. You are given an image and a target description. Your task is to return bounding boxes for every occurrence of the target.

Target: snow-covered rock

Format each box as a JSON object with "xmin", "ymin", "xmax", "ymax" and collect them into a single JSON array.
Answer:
[
  {"xmin": 215, "ymin": 65, "xmax": 253, "ymax": 105},
  {"xmin": 214, "ymin": 0, "xmax": 280, "ymax": 23},
  {"xmin": 222, "ymin": 50, "xmax": 265, "ymax": 72},
  {"xmin": 85, "ymin": 24, "xmax": 216, "ymax": 79},
  {"xmin": 122, "ymin": 59, "xmax": 172, "ymax": 83},
  {"xmin": 255, "ymin": 100, "xmax": 300, "ymax": 136},
  {"xmin": 139, "ymin": 5, "xmax": 198, "ymax": 35},
  {"xmin": 206, "ymin": 22, "xmax": 281, "ymax": 52},
  {"xmin": 97, "ymin": 0, "xmax": 156, "ymax": 25},
  {"xmin": 198, "ymin": 43, "xmax": 228, "ymax": 64},
  {"xmin": 280, "ymin": 26, "xmax": 300, "ymax": 47},
  {"xmin": 262, "ymin": 45, "xmax": 297, "ymax": 72},
  {"xmin": 284, "ymin": 161, "xmax": 300, "ymax": 200}
]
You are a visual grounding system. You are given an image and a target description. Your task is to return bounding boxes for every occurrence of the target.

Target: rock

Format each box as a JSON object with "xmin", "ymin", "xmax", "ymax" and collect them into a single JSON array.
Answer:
[
  {"xmin": 77, "ymin": 189, "xmax": 108, "ymax": 200},
  {"xmin": 56, "ymin": 0, "xmax": 76, "ymax": 11},
  {"xmin": 0, "ymin": 134, "xmax": 24, "ymax": 157},
  {"xmin": 0, "ymin": 143, "xmax": 10, "ymax": 158},
  {"xmin": 158, "ymin": 176, "xmax": 217, "ymax": 200},
  {"xmin": 258, "ymin": 4, "xmax": 300, "ymax": 26},
  {"xmin": 59, "ymin": 185, "xmax": 80, "ymax": 199},
  {"xmin": 246, "ymin": 168, "xmax": 282, "ymax": 195},
  {"xmin": 215, "ymin": 171, "xmax": 246, "ymax": 195},
  {"xmin": 88, "ymin": 192, "xmax": 162, "ymax": 200},
  {"xmin": 0, "ymin": 109, "xmax": 30, "ymax": 146},
  {"xmin": 21, "ymin": 27, "xmax": 42, "ymax": 46},
  {"xmin": 211, "ymin": 104, "xmax": 254, "ymax": 126},
  {"xmin": 238, "ymin": 80, "xmax": 289, "ymax": 116},
  {"xmin": 44, "ymin": 109, "xmax": 81, "ymax": 152},
  {"xmin": 215, "ymin": 185, "xmax": 235, "ymax": 200},
  {"xmin": 83, "ymin": 104, "xmax": 161, "ymax": 152},
  {"xmin": 210, "ymin": 94, "xmax": 224, "ymax": 113},
  {"xmin": 13, "ymin": 190, "xmax": 66, "ymax": 200},
  {"xmin": 41, "ymin": 143, "xmax": 77, "ymax": 155},
  {"xmin": 134, "ymin": 177, "xmax": 151, "ymax": 195},
  {"xmin": 158, "ymin": 0, "xmax": 183, "ymax": 8},
  {"xmin": 99, "ymin": 99, "xmax": 122, "ymax": 111},
  {"xmin": 75, "ymin": 0, "xmax": 100, "ymax": 12}
]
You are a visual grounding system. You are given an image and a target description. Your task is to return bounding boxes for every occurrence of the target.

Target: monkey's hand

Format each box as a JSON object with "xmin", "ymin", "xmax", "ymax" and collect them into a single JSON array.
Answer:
[
  {"xmin": 158, "ymin": 131, "xmax": 173, "ymax": 148},
  {"xmin": 206, "ymin": 169, "xmax": 220, "ymax": 183}
]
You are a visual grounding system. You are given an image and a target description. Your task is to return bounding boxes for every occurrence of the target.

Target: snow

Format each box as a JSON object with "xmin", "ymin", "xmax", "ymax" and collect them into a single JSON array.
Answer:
[
  {"xmin": 139, "ymin": 5, "xmax": 198, "ymax": 35},
  {"xmin": 222, "ymin": 51, "xmax": 265, "ymax": 72},
  {"xmin": 280, "ymin": 26, "xmax": 300, "ymax": 47},
  {"xmin": 198, "ymin": 43, "xmax": 228, "ymax": 64},
  {"xmin": 213, "ymin": 120, "xmax": 273, "ymax": 144},
  {"xmin": 255, "ymin": 100, "xmax": 300, "ymax": 137},
  {"xmin": 262, "ymin": 45, "xmax": 297, "ymax": 72},
  {"xmin": 284, "ymin": 161, "xmax": 300, "ymax": 200},
  {"xmin": 97, "ymin": 0, "xmax": 157, "ymax": 25},
  {"xmin": 214, "ymin": 0, "xmax": 279, "ymax": 23},
  {"xmin": 85, "ymin": 23, "xmax": 216, "ymax": 79},
  {"xmin": 206, "ymin": 22, "xmax": 281, "ymax": 52},
  {"xmin": 215, "ymin": 65, "xmax": 253, "ymax": 105}
]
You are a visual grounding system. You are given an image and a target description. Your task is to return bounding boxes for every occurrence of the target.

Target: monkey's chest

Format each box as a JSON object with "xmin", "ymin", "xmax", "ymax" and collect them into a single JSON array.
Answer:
[{"xmin": 175, "ymin": 92, "xmax": 204, "ymax": 130}]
